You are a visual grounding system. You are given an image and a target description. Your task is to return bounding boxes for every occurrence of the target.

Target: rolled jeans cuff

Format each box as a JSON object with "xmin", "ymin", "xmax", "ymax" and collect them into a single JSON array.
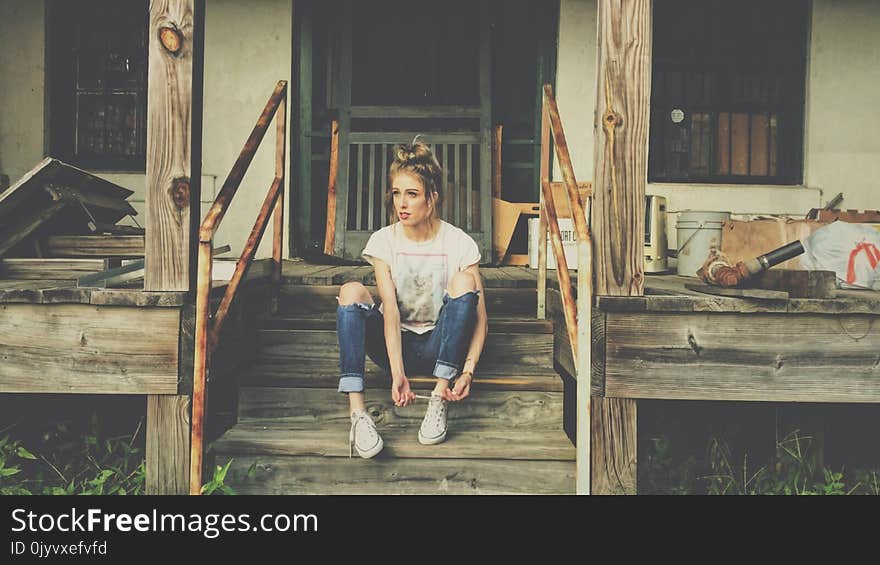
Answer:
[
  {"xmin": 433, "ymin": 360, "xmax": 459, "ymax": 380},
  {"xmin": 338, "ymin": 375, "xmax": 365, "ymax": 393}
]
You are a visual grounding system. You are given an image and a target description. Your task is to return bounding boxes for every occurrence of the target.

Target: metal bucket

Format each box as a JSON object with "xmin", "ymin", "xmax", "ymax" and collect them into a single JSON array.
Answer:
[{"xmin": 675, "ymin": 211, "xmax": 730, "ymax": 276}]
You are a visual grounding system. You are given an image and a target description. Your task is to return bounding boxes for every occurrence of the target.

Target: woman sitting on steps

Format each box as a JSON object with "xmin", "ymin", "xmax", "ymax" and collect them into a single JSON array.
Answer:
[{"xmin": 335, "ymin": 139, "xmax": 489, "ymax": 458}]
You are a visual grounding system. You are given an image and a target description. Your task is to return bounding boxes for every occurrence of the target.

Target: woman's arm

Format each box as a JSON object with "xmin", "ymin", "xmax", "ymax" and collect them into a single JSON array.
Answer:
[
  {"xmin": 449, "ymin": 263, "xmax": 488, "ymax": 401},
  {"xmin": 372, "ymin": 257, "xmax": 415, "ymax": 407}
]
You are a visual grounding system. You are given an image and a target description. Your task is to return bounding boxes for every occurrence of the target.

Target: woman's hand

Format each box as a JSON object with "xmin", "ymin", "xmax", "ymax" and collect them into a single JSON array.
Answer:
[
  {"xmin": 391, "ymin": 376, "xmax": 416, "ymax": 407},
  {"xmin": 445, "ymin": 372, "xmax": 473, "ymax": 402}
]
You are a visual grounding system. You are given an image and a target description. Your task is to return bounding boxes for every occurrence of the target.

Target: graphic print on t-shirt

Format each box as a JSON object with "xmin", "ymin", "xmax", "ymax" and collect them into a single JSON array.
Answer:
[{"xmin": 395, "ymin": 252, "xmax": 448, "ymax": 330}]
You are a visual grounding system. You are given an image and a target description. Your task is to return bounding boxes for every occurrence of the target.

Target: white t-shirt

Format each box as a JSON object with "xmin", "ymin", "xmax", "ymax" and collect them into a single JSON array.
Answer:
[{"xmin": 362, "ymin": 220, "xmax": 481, "ymax": 334}]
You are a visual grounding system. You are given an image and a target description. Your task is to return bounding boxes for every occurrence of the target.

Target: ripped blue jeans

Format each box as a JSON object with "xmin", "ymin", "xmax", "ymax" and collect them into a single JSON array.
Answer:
[{"xmin": 336, "ymin": 291, "xmax": 480, "ymax": 393}]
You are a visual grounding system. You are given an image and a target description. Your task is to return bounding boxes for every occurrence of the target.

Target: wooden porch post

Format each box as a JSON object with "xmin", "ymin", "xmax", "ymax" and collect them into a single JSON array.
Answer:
[
  {"xmin": 592, "ymin": 0, "xmax": 652, "ymax": 494},
  {"xmin": 145, "ymin": 0, "xmax": 203, "ymax": 494}
]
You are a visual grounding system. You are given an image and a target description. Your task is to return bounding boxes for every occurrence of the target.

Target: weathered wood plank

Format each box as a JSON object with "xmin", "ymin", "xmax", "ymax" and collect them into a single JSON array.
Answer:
[
  {"xmin": 605, "ymin": 312, "xmax": 880, "ymax": 402},
  {"xmin": 46, "ymin": 235, "xmax": 145, "ymax": 257},
  {"xmin": 254, "ymin": 329, "xmax": 553, "ymax": 372},
  {"xmin": 238, "ymin": 387, "xmax": 564, "ymax": 429},
  {"xmin": 243, "ymin": 364, "xmax": 564, "ymax": 392},
  {"xmin": 591, "ymin": 396, "xmax": 637, "ymax": 495},
  {"xmin": 0, "ymin": 304, "xmax": 179, "ymax": 394},
  {"xmin": 213, "ymin": 424, "xmax": 574, "ymax": 461},
  {"xmin": 219, "ymin": 455, "xmax": 574, "ymax": 495},
  {"xmin": 259, "ymin": 314, "xmax": 552, "ymax": 334},
  {"xmin": 593, "ymin": 0, "xmax": 651, "ymax": 296},
  {"xmin": 0, "ymin": 258, "xmax": 107, "ymax": 280},
  {"xmin": 546, "ymin": 288, "xmax": 604, "ymax": 396},
  {"xmin": 146, "ymin": 0, "xmax": 199, "ymax": 291},
  {"xmin": 146, "ymin": 395, "xmax": 191, "ymax": 495},
  {"xmin": 278, "ymin": 285, "xmax": 537, "ymax": 316}
]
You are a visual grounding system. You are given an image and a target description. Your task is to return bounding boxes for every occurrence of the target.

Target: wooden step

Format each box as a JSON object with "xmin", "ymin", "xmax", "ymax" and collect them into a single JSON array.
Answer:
[
  {"xmin": 216, "ymin": 454, "xmax": 574, "ymax": 494},
  {"xmin": 237, "ymin": 387, "xmax": 564, "ymax": 430},
  {"xmin": 278, "ymin": 285, "xmax": 538, "ymax": 316},
  {"xmin": 258, "ymin": 314, "xmax": 553, "ymax": 334},
  {"xmin": 280, "ymin": 266, "xmax": 539, "ymax": 289},
  {"xmin": 212, "ymin": 422, "xmax": 574, "ymax": 461},
  {"xmin": 254, "ymin": 329, "xmax": 553, "ymax": 372},
  {"xmin": 241, "ymin": 363, "xmax": 564, "ymax": 392}
]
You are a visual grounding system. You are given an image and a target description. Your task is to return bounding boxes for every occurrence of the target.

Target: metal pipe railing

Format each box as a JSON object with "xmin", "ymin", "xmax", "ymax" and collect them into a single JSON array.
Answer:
[
  {"xmin": 190, "ymin": 80, "xmax": 288, "ymax": 495},
  {"xmin": 537, "ymin": 84, "xmax": 594, "ymax": 494}
]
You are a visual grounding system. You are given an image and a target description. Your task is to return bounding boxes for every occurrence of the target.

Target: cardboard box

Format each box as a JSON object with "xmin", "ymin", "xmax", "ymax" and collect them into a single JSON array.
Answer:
[{"xmin": 720, "ymin": 218, "xmax": 826, "ymax": 269}]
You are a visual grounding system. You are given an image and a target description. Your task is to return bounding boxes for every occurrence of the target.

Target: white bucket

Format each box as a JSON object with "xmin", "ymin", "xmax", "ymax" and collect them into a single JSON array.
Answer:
[{"xmin": 675, "ymin": 211, "xmax": 730, "ymax": 276}]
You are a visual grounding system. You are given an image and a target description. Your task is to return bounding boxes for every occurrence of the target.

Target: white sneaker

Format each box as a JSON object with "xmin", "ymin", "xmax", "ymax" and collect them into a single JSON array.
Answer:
[
  {"xmin": 349, "ymin": 410, "xmax": 383, "ymax": 459},
  {"xmin": 418, "ymin": 392, "xmax": 448, "ymax": 445}
]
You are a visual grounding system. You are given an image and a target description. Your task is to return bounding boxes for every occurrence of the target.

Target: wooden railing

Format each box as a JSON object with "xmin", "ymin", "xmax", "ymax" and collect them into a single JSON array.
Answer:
[
  {"xmin": 190, "ymin": 80, "xmax": 288, "ymax": 495},
  {"xmin": 536, "ymin": 84, "xmax": 594, "ymax": 495}
]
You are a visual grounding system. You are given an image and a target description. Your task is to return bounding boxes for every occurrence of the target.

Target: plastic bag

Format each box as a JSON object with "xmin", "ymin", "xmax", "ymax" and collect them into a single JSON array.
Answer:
[{"xmin": 800, "ymin": 221, "xmax": 880, "ymax": 290}]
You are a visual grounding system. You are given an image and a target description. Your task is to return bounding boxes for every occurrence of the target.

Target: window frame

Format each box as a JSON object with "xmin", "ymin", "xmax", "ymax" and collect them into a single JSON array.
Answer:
[
  {"xmin": 47, "ymin": 0, "xmax": 149, "ymax": 173},
  {"xmin": 648, "ymin": 0, "xmax": 809, "ymax": 185}
]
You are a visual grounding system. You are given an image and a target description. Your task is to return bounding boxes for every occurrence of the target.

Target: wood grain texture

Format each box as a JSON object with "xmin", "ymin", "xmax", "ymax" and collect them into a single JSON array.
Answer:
[
  {"xmin": 254, "ymin": 329, "xmax": 553, "ymax": 372},
  {"xmin": 238, "ymin": 387, "xmax": 564, "ymax": 429},
  {"xmin": 278, "ymin": 285, "xmax": 537, "ymax": 316},
  {"xmin": 606, "ymin": 312, "xmax": 880, "ymax": 402},
  {"xmin": 0, "ymin": 259, "xmax": 107, "ymax": 280},
  {"xmin": 213, "ymin": 424, "xmax": 574, "ymax": 461},
  {"xmin": 0, "ymin": 304, "xmax": 179, "ymax": 394},
  {"xmin": 591, "ymin": 396, "xmax": 637, "ymax": 494},
  {"xmin": 219, "ymin": 455, "xmax": 574, "ymax": 495},
  {"xmin": 592, "ymin": 0, "xmax": 651, "ymax": 296},
  {"xmin": 146, "ymin": 395, "xmax": 191, "ymax": 495},
  {"xmin": 46, "ymin": 235, "xmax": 145, "ymax": 257},
  {"xmin": 146, "ymin": 0, "xmax": 197, "ymax": 291}
]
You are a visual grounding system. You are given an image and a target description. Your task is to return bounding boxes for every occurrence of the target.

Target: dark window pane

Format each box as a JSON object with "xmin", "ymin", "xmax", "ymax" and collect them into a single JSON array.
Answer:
[{"xmin": 649, "ymin": 0, "xmax": 807, "ymax": 184}]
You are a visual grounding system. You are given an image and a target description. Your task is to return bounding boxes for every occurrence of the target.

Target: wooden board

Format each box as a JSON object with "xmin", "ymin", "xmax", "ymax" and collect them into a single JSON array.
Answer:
[
  {"xmin": 219, "ymin": 455, "xmax": 574, "ymax": 495},
  {"xmin": 684, "ymin": 283, "xmax": 789, "ymax": 301},
  {"xmin": 46, "ymin": 235, "xmax": 145, "ymax": 257},
  {"xmin": 255, "ymin": 328, "xmax": 553, "ymax": 373},
  {"xmin": 238, "ymin": 387, "xmax": 564, "ymax": 429},
  {"xmin": 278, "ymin": 285, "xmax": 538, "ymax": 316},
  {"xmin": 0, "ymin": 258, "xmax": 108, "ymax": 280},
  {"xmin": 745, "ymin": 269, "xmax": 836, "ymax": 299},
  {"xmin": 605, "ymin": 311, "xmax": 880, "ymax": 402},
  {"xmin": 146, "ymin": 395, "xmax": 191, "ymax": 495},
  {"xmin": 213, "ymin": 424, "xmax": 574, "ymax": 461},
  {"xmin": 0, "ymin": 303, "xmax": 180, "ymax": 394}
]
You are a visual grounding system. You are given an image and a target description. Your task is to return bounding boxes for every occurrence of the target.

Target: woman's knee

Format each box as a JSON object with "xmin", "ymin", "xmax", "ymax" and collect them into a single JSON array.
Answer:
[
  {"xmin": 337, "ymin": 281, "xmax": 373, "ymax": 306},
  {"xmin": 447, "ymin": 271, "xmax": 477, "ymax": 297}
]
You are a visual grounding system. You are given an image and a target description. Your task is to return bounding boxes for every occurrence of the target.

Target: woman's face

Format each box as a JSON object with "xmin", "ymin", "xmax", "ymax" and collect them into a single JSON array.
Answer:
[{"xmin": 390, "ymin": 171, "xmax": 436, "ymax": 227}]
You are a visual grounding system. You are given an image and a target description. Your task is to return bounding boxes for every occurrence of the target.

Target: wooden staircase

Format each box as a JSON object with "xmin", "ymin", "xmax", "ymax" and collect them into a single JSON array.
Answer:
[{"xmin": 212, "ymin": 276, "xmax": 575, "ymax": 494}]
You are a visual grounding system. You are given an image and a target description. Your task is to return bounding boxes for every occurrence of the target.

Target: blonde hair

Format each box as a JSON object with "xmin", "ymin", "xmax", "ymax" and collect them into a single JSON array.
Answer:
[{"xmin": 385, "ymin": 138, "xmax": 443, "ymax": 224}]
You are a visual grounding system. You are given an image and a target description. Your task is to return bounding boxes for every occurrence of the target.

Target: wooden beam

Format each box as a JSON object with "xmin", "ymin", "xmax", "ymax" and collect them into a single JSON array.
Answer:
[
  {"xmin": 590, "ymin": 0, "xmax": 652, "ymax": 495},
  {"xmin": 146, "ymin": 395, "xmax": 191, "ymax": 495},
  {"xmin": 593, "ymin": 0, "xmax": 651, "ymax": 296},
  {"xmin": 145, "ymin": 0, "xmax": 201, "ymax": 291}
]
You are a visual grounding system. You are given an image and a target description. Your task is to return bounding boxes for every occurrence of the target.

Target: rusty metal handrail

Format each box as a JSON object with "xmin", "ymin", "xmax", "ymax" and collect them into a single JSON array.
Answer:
[
  {"xmin": 190, "ymin": 80, "xmax": 288, "ymax": 495},
  {"xmin": 537, "ymin": 84, "xmax": 593, "ymax": 495}
]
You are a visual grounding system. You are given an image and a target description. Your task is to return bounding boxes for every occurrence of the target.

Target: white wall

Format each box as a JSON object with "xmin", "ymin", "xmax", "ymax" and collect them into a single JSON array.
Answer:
[
  {"xmin": 804, "ymin": 0, "xmax": 880, "ymax": 211},
  {"xmin": 0, "ymin": 0, "xmax": 45, "ymax": 185}
]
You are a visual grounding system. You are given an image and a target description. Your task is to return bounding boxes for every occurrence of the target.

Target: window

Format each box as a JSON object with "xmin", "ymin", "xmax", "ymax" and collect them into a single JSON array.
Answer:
[
  {"xmin": 649, "ymin": 0, "xmax": 808, "ymax": 184},
  {"xmin": 48, "ymin": 0, "xmax": 148, "ymax": 171}
]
